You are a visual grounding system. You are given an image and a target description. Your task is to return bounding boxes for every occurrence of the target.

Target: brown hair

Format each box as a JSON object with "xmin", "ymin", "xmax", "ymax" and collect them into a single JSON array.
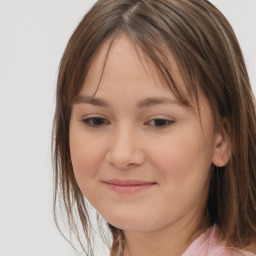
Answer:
[{"xmin": 52, "ymin": 0, "xmax": 256, "ymax": 255}]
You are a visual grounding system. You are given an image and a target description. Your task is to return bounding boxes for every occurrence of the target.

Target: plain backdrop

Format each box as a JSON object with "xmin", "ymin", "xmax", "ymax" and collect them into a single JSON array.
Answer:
[{"xmin": 0, "ymin": 1, "xmax": 255, "ymax": 256}]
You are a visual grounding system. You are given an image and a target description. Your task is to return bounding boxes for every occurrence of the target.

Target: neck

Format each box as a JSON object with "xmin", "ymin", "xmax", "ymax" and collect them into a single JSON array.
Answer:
[{"xmin": 122, "ymin": 216, "xmax": 208, "ymax": 256}]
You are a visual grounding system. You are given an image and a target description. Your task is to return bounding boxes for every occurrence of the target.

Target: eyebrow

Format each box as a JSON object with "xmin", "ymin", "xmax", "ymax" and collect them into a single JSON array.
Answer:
[
  {"xmin": 74, "ymin": 95, "xmax": 180, "ymax": 108},
  {"xmin": 74, "ymin": 95, "xmax": 111, "ymax": 107}
]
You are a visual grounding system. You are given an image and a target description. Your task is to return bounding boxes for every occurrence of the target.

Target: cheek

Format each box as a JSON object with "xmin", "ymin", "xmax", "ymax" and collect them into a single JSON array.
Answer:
[
  {"xmin": 147, "ymin": 134, "xmax": 213, "ymax": 220},
  {"xmin": 69, "ymin": 129, "xmax": 106, "ymax": 192},
  {"xmin": 150, "ymin": 132, "xmax": 213, "ymax": 187}
]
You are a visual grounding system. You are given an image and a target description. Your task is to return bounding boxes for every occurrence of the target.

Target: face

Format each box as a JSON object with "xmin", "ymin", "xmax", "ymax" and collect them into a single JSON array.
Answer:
[{"xmin": 69, "ymin": 34, "xmax": 223, "ymax": 233}]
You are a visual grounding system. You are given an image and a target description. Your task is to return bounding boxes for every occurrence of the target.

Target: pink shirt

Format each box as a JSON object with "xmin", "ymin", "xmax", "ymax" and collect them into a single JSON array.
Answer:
[{"xmin": 182, "ymin": 225, "xmax": 256, "ymax": 256}]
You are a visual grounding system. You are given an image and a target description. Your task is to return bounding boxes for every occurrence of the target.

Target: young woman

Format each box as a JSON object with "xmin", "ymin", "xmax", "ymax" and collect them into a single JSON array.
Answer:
[{"xmin": 52, "ymin": 0, "xmax": 256, "ymax": 255}]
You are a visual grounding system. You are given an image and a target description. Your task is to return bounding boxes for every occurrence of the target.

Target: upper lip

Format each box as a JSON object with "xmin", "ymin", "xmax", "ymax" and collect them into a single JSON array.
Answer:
[{"xmin": 103, "ymin": 179, "xmax": 157, "ymax": 186}]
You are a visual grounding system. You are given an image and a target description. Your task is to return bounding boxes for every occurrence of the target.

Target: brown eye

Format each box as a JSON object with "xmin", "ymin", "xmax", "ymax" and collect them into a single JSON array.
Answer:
[
  {"xmin": 147, "ymin": 119, "xmax": 175, "ymax": 128},
  {"xmin": 82, "ymin": 117, "xmax": 109, "ymax": 127}
]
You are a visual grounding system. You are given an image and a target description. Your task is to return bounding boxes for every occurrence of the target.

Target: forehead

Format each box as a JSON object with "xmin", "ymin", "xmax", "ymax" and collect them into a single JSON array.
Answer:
[
  {"xmin": 73, "ymin": 33, "xmax": 214, "ymax": 130},
  {"xmin": 80, "ymin": 33, "xmax": 189, "ymax": 100}
]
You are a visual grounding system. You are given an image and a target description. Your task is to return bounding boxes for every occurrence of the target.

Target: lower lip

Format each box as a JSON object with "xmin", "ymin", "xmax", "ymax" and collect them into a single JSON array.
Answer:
[{"xmin": 104, "ymin": 183, "xmax": 156, "ymax": 194}]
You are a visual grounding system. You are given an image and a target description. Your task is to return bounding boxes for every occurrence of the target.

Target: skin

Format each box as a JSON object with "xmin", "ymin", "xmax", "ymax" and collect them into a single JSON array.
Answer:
[{"xmin": 69, "ymin": 34, "xmax": 230, "ymax": 256}]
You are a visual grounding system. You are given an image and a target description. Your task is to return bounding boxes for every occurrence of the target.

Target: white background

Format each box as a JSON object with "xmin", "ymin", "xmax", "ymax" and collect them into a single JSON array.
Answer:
[{"xmin": 0, "ymin": 1, "xmax": 255, "ymax": 256}]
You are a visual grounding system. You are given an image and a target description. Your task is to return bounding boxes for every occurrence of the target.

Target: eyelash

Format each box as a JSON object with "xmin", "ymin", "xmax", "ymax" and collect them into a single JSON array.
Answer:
[
  {"xmin": 82, "ymin": 117, "xmax": 110, "ymax": 127},
  {"xmin": 81, "ymin": 117, "xmax": 175, "ymax": 128}
]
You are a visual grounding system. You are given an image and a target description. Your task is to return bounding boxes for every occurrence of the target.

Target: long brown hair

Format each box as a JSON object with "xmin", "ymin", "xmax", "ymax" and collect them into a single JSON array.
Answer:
[{"xmin": 52, "ymin": 0, "xmax": 256, "ymax": 255}]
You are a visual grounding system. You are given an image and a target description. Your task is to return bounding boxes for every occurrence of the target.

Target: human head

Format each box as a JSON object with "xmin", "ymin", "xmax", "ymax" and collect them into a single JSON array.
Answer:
[{"xmin": 53, "ymin": 0, "xmax": 256, "ymax": 254}]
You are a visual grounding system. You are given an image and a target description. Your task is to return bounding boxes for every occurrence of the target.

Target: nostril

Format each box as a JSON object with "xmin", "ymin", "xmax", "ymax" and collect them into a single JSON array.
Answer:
[{"xmin": 105, "ymin": 146, "xmax": 146, "ymax": 169}]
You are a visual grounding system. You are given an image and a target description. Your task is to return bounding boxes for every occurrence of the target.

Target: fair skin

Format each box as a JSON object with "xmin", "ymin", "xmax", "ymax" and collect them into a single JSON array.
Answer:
[{"xmin": 69, "ymin": 34, "xmax": 230, "ymax": 256}]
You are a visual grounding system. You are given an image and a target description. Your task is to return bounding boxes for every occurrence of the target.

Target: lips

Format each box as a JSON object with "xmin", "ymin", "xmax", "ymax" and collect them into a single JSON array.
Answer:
[{"xmin": 102, "ymin": 179, "xmax": 157, "ymax": 194}]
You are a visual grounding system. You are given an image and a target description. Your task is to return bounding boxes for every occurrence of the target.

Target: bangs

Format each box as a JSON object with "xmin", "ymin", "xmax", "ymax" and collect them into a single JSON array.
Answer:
[
  {"xmin": 125, "ymin": 29, "xmax": 199, "ymax": 108},
  {"xmin": 86, "ymin": 28, "xmax": 199, "ymax": 110}
]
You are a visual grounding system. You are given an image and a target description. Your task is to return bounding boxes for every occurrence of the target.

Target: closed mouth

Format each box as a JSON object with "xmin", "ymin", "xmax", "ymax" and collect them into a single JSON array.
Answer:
[{"xmin": 102, "ymin": 179, "xmax": 157, "ymax": 193}]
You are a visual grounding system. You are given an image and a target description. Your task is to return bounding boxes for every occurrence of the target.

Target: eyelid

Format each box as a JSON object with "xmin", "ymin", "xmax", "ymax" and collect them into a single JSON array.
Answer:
[
  {"xmin": 81, "ymin": 117, "xmax": 110, "ymax": 127},
  {"xmin": 145, "ymin": 118, "xmax": 176, "ymax": 128},
  {"xmin": 80, "ymin": 115, "xmax": 175, "ymax": 129}
]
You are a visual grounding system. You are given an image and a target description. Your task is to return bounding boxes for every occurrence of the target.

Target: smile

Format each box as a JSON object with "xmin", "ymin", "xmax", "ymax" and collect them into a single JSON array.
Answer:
[{"xmin": 102, "ymin": 179, "xmax": 157, "ymax": 194}]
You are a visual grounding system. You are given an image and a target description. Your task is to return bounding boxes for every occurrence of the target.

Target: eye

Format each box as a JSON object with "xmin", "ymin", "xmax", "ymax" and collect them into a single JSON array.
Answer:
[
  {"xmin": 146, "ymin": 119, "xmax": 175, "ymax": 128},
  {"xmin": 82, "ymin": 117, "xmax": 110, "ymax": 127}
]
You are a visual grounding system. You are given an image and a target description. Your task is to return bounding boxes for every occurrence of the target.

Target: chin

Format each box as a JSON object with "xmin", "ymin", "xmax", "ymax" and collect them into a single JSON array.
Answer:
[{"xmin": 106, "ymin": 214, "xmax": 157, "ymax": 232}]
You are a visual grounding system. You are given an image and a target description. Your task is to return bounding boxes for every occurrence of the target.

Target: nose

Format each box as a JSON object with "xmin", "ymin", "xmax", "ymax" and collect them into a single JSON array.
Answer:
[{"xmin": 106, "ymin": 125, "xmax": 146, "ymax": 169}]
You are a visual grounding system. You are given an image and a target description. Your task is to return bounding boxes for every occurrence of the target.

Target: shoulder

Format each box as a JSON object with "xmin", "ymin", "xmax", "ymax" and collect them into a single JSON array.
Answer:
[
  {"xmin": 225, "ymin": 248, "xmax": 256, "ymax": 256},
  {"xmin": 208, "ymin": 226, "xmax": 256, "ymax": 256},
  {"xmin": 182, "ymin": 225, "xmax": 256, "ymax": 256}
]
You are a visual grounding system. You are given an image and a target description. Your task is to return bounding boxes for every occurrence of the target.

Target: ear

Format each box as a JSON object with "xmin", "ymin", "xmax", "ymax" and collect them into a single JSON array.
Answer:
[{"xmin": 212, "ymin": 120, "xmax": 231, "ymax": 167}]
